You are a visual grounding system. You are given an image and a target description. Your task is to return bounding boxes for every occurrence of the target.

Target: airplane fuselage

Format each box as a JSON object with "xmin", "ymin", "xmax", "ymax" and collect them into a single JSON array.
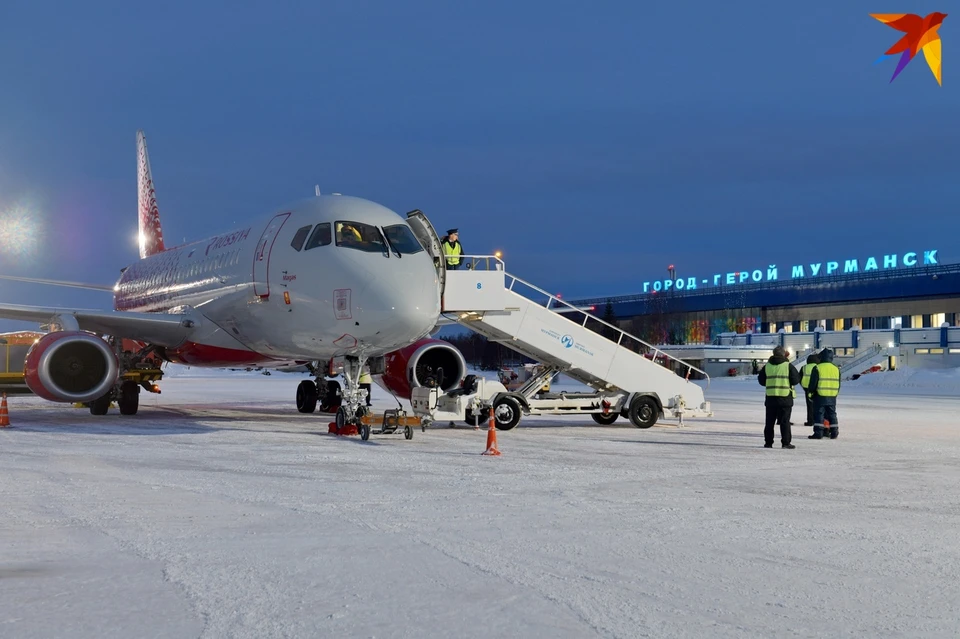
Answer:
[{"xmin": 112, "ymin": 195, "xmax": 442, "ymax": 366}]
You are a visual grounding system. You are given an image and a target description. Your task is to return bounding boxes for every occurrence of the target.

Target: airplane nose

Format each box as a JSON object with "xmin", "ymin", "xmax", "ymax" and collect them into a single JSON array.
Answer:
[{"xmin": 361, "ymin": 261, "xmax": 440, "ymax": 348}]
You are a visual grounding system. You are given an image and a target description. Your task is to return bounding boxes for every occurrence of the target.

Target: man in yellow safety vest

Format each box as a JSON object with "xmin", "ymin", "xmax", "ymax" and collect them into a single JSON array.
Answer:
[
  {"xmin": 758, "ymin": 345, "xmax": 801, "ymax": 449},
  {"xmin": 441, "ymin": 228, "xmax": 463, "ymax": 270},
  {"xmin": 800, "ymin": 351, "xmax": 820, "ymax": 427},
  {"xmin": 807, "ymin": 348, "xmax": 840, "ymax": 439},
  {"xmin": 358, "ymin": 367, "xmax": 373, "ymax": 407}
]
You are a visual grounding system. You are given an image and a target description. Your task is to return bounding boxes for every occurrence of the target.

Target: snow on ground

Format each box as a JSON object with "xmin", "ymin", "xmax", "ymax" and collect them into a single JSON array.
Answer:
[{"xmin": 2, "ymin": 367, "xmax": 960, "ymax": 638}]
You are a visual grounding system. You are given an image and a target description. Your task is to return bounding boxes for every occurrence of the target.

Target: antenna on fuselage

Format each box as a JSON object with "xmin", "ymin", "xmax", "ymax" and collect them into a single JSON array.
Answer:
[{"xmin": 315, "ymin": 185, "xmax": 321, "ymax": 196}]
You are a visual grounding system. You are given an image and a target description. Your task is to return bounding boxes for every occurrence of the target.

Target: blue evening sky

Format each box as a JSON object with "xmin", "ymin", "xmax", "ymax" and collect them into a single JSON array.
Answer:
[{"xmin": 0, "ymin": 0, "xmax": 956, "ymax": 323}]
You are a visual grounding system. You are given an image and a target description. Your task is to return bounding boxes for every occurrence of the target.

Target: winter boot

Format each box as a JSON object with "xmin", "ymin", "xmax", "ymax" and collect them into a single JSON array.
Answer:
[
  {"xmin": 808, "ymin": 426, "xmax": 824, "ymax": 439},
  {"xmin": 829, "ymin": 426, "xmax": 838, "ymax": 439}
]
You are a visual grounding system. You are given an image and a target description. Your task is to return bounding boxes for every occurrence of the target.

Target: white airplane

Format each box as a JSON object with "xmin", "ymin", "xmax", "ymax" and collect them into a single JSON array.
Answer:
[{"xmin": 0, "ymin": 131, "xmax": 472, "ymax": 427}]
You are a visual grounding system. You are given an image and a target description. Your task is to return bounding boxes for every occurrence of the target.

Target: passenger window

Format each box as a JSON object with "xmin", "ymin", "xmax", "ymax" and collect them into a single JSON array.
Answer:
[
  {"xmin": 335, "ymin": 221, "xmax": 388, "ymax": 254},
  {"xmin": 304, "ymin": 223, "xmax": 332, "ymax": 250},
  {"xmin": 290, "ymin": 225, "xmax": 312, "ymax": 251},
  {"xmin": 383, "ymin": 224, "xmax": 424, "ymax": 255}
]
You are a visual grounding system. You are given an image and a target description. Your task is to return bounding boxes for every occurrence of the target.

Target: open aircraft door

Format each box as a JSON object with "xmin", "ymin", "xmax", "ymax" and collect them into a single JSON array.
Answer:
[
  {"xmin": 405, "ymin": 209, "xmax": 446, "ymax": 299},
  {"xmin": 253, "ymin": 212, "xmax": 291, "ymax": 298}
]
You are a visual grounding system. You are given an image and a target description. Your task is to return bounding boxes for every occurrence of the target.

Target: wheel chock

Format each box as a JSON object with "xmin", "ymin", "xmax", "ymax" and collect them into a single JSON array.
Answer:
[{"xmin": 328, "ymin": 421, "xmax": 359, "ymax": 436}]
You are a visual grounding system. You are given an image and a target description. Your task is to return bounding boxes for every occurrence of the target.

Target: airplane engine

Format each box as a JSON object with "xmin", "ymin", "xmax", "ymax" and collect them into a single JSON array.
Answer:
[
  {"xmin": 377, "ymin": 338, "xmax": 467, "ymax": 399},
  {"xmin": 23, "ymin": 331, "xmax": 120, "ymax": 403}
]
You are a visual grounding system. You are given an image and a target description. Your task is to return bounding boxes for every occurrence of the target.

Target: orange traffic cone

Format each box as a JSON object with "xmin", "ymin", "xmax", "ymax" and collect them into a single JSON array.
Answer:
[
  {"xmin": 482, "ymin": 412, "xmax": 501, "ymax": 456},
  {"xmin": 0, "ymin": 393, "xmax": 10, "ymax": 427}
]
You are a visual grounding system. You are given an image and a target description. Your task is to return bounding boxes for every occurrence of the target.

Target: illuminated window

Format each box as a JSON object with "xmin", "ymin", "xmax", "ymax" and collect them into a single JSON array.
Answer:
[
  {"xmin": 915, "ymin": 348, "xmax": 930, "ymax": 354},
  {"xmin": 335, "ymin": 221, "xmax": 387, "ymax": 254},
  {"xmin": 930, "ymin": 348, "xmax": 944, "ymax": 354},
  {"xmin": 304, "ymin": 224, "xmax": 332, "ymax": 251},
  {"xmin": 290, "ymin": 225, "xmax": 312, "ymax": 251},
  {"xmin": 931, "ymin": 313, "xmax": 946, "ymax": 327},
  {"xmin": 832, "ymin": 319, "xmax": 844, "ymax": 331}
]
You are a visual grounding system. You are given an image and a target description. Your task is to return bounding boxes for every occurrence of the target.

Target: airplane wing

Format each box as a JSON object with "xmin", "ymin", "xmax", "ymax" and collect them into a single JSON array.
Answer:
[
  {"xmin": 0, "ymin": 302, "xmax": 198, "ymax": 348},
  {"xmin": 0, "ymin": 274, "xmax": 115, "ymax": 291}
]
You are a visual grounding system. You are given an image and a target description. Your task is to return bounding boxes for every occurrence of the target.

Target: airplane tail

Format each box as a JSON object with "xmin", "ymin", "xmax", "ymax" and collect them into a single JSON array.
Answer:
[{"xmin": 136, "ymin": 130, "xmax": 166, "ymax": 259}]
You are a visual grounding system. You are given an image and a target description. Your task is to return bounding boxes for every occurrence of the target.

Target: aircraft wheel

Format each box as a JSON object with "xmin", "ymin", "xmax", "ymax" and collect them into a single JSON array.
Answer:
[
  {"xmin": 320, "ymin": 380, "xmax": 342, "ymax": 412},
  {"xmin": 360, "ymin": 423, "xmax": 371, "ymax": 441},
  {"xmin": 492, "ymin": 396, "xmax": 522, "ymax": 430},
  {"xmin": 118, "ymin": 381, "xmax": 140, "ymax": 415},
  {"xmin": 89, "ymin": 394, "xmax": 111, "ymax": 416},
  {"xmin": 335, "ymin": 406, "xmax": 348, "ymax": 430},
  {"xmin": 628, "ymin": 395, "xmax": 659, "ymax": 429},
  {"xmin": 404, "ymin": 426, "xmax": 413, "ymax": 440},
  {"xmin": 591, "ymin": 412, "xmax": 619, "ymax": 425},
  {"xmin": 296, "ymin": 380, "xmax": 318, "ymax": 413}
]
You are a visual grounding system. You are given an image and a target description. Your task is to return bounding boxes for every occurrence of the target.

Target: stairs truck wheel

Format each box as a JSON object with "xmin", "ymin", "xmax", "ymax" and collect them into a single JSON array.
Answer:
[
  {"xmin": 296, "ymin": 380, "xmax": 318, "ymax": 413},
  {"xmin": 118, "ymin": 381, "xmax": 140, "ymax": 415},
  {"xmin": 360, "ymin": 423, "xmax": 371, "ymax": 441},
  {"xmin": 464, "ymin": 408, "xmax": 490, "ymax": 427},
  {"xmin": 493, "ymin": 397, "xmax": 522, "ymax": 430},
  {"xmin": 404, "ymin": 426, "xmax": 413, "ymax": 440},
  {"xmin": 628, "ymin": 395, "xmax": 659, "ymax": 429},
  {"xmin": 591, "ymin": 412, "xmax": 619, "ymax": 426}
]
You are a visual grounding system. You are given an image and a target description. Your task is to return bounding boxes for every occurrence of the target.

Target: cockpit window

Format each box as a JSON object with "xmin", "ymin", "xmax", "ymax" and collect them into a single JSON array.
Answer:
[
  {"xmin": 382, "ymin": 224, "xmax": 425, "ymax": 255},
  {"xmin": 304, "ymin": 223, "xmax": 332, "ymax": 250},
  {"xmin": 335, "ymin": 221, "xmax": 387, "ymax": 254},
  {"xmin": 290, "ymin": 225, "xmax": 312, "ymax": 251}
]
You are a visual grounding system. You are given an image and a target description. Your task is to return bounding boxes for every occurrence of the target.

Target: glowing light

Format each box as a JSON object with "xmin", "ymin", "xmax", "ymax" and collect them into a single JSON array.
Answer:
[
  {"xmin": 0, "ymin": 196, "xmax": 44, "ymax": 263},
  {"xmin": 494, "ymin": 251, "xmax": 502, "ymax": 258}
]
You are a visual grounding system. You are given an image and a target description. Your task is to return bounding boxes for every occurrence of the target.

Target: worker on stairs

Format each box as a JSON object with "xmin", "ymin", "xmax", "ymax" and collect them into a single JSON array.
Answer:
[
  {"xmin": 808, "ymin": 348, "xmax": 840, "ymax": 440},
  {"xmin": 800, "ymin": 351, "xmax": 820, "ymax": 427},
  {"xmin": 441, "ymin": 228, "xmax": 464, "ymax": 270}
]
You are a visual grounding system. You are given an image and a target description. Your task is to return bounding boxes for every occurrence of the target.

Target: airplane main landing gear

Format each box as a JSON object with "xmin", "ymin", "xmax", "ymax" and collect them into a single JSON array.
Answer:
[{"xmin": 297, "ymin": 363, "xmax": 344, "ymax": 414}]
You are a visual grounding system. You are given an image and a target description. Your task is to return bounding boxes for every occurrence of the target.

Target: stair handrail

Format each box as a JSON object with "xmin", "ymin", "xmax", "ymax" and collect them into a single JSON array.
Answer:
[
  {"xmin": 450, "ymin": 255, "xmax": 710, "ymax": 388},
  {"xmin": 840, "ymin": 343, "xmax": 885, "ymax": 376}
]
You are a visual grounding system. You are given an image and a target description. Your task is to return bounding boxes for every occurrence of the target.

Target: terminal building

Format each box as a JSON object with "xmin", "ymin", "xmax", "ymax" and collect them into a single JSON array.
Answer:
[{"xmin": 570, "ymin": 247, "xmax": 960, "ymax": 373}]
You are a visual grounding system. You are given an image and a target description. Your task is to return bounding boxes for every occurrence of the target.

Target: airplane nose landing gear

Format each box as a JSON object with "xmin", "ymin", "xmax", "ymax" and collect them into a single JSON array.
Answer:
[{"xmin": 301, "ymin": 355, "xmax": 368, "ymax": 423}]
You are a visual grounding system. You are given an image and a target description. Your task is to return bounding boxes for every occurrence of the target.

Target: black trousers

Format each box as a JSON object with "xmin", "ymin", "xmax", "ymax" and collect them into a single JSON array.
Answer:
[
  {"xmin": 360, "ymin": 383, "xmax": 372, "ymax": 406},
  {"xmin": 804, "ymin": 391, "xmax": 815, "ymax": 425},
  {"xmin": 765, "ymin": 404, "xmax": 793, "ymax": 445},
  {"xmin": 447, "ymin": 262, "xmax": 460, "ymax": 270},
  {"xmin": 813, "ymin": 399, "xmax": 838, "ymax": 426}
]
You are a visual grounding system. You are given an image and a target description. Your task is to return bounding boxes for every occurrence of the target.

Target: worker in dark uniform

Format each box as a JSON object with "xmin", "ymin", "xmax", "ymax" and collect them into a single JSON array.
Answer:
[
  {"xmin": 800, "ymin": 351, "xmax": 820, "ymax": 426},
  {"xmin": 441, "ymin": 229, "xmax": 463, "ymax": 270},
  {"xmin": 808, "ymin": 348, "xmax": 840, "ymax": 439},
  {"xmin": 757, "ymin": 345, "xmax": 801, "ymax": 449}
]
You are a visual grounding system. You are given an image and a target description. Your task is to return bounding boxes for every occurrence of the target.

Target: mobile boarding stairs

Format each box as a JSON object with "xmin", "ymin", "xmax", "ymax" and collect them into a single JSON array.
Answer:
[{"xmin": 410, "ymin": 255, "xmax": 713, "ymax": 431}]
